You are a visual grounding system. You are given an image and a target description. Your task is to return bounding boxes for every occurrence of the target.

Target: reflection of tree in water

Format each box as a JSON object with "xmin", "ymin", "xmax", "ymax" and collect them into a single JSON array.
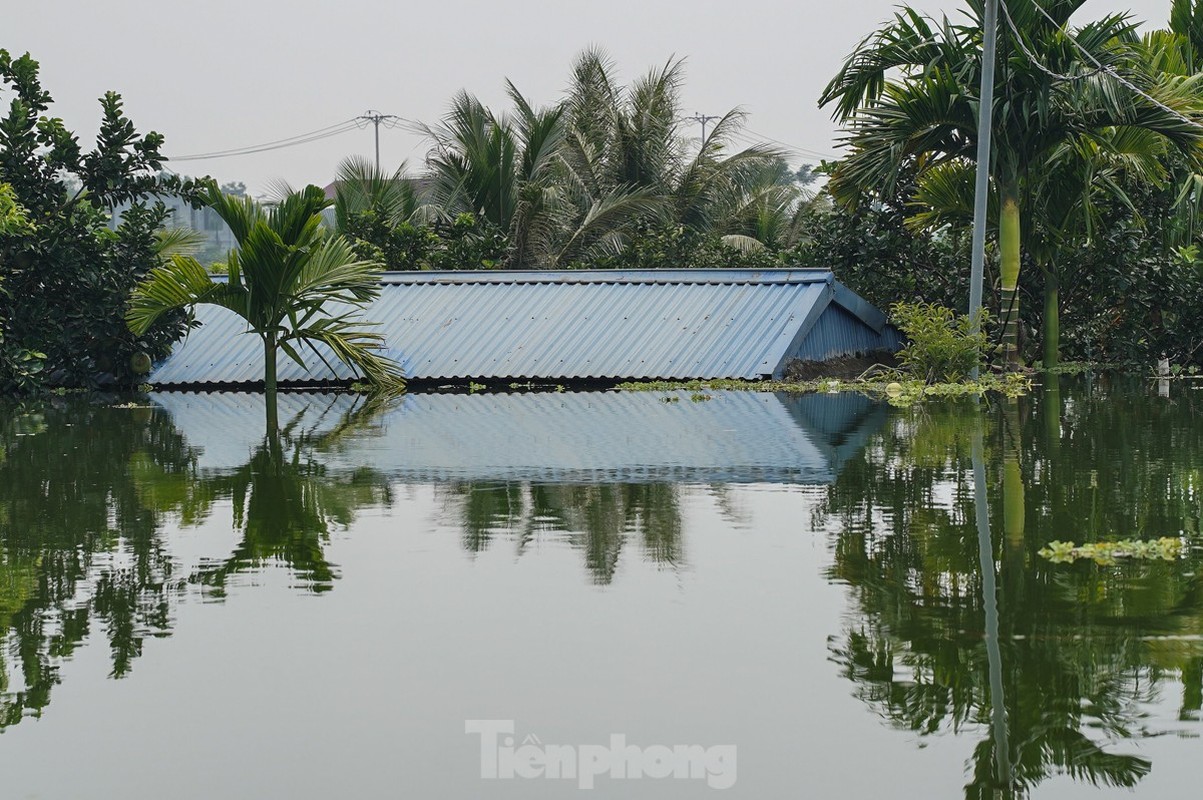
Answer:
[
  {"xmin": 0, "ymin": 401, "xmax": 194, "ymax": 729},
  {"xmin": 818, "ymin": 380, "xmax": 1203, "ymax": 798},
  {"xmin": 442, "ymin": 482, "xmax": 684, "ymax": 584},
  {"xmin": 136, "ymin": 395, "xmax": 396, "ymax": 594},
  {"xmin": 0, "ymin": 395, "xmax": 393, "ymax": 731}
]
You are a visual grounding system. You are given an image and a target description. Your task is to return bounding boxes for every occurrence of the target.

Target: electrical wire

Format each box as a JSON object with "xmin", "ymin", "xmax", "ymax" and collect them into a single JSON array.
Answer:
[
  {"xmin": 1006, "ymin": 0, "xmax": 1203, "ymax": 133},
  {"xmin": 998, "ymin": 0, "xmax": 1104, "ymax": 83},
  {"xmin": 727, "ymin": 129, "xmax": 835, "ymax": 161},
  {"xmin": 168, "ymin": 119, "xmax": 360, "ymax": 161}
]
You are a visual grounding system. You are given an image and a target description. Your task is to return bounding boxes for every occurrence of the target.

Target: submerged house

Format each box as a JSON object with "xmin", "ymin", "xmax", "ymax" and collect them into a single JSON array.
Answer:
[{"xmin": 148, "ymin": 269, "xmax": 901, "ymax": 388}]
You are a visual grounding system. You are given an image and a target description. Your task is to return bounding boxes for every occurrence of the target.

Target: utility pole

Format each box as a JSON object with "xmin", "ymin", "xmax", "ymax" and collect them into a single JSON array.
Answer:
[
  {"xmin": 968, "ymin": 0, "xmax": 999, "ymax": 380},
  {"xmin": 356, "ymin": 110, "xmax": 400, "ymax": 171},
  {"xmin": 687, "ymin": 113, "xmax": 721, "ymax": 144}
]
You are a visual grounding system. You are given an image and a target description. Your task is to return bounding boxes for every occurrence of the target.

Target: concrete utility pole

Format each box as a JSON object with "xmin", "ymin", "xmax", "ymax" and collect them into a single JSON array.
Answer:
[
  {"xmin": 357, "ymin": 110, "xmax": 400, "ymax": 171},
  {"xmin": 687, "ymin": 113, "xmax": 721, "ymax": 144},
  {"xmin": 968, "ymin": 0, "xmax": 999, "ymax": 379}
]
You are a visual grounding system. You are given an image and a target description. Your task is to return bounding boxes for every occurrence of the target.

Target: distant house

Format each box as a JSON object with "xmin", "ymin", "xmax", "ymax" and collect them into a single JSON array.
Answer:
[{"xmin": 148, "ymin": 268, "xmax": 902, "ymax": 388}]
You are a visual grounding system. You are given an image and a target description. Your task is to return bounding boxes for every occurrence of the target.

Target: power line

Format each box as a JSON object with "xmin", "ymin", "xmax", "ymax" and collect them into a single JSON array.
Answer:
[
  {"xmin": 997, "ymin": 0, "xmax": 1104, "ymax": 84},
  {"xmin": 1009, "ymin": 0, "xmax": 1203, "ymax": 133},
  {"xmin": 169, "ymin": 119, "xmax": 360, "ymax": 161},
  {"xmin": 728, "ymin": 128, "xmax": 835, "ymax": 161},
  {"xmin": 357, "ymin": 110, "xmax": 401, "ymax": 171},
  {"xmin": 686, "ymin": 113, "xmax": 721, "ymax": 142}
]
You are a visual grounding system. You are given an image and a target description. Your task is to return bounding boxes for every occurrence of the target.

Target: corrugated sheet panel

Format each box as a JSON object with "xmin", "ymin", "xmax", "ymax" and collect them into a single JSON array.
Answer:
[
  {"xmin": 791, "ymin": 304, "xmax": 904, "ymax": 362},
  {"xmin": 148, "ymin": 269, "xmax": 897, "ymax": 386},
  {"xmin": 150, "ymin": 390, "xmax": 887, "ymax": 484}
]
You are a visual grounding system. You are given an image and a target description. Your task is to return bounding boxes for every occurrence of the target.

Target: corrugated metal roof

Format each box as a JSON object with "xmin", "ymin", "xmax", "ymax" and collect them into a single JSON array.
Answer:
[
  {"xmin": 149, "ymin": 269, "xmax": 897, "ymax": 386},
  {"xmin": 150, "ymin": 390, "xmax": 887, "ymax": 484}
]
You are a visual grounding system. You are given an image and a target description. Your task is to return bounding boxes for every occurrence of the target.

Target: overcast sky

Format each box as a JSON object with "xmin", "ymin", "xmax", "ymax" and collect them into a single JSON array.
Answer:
[{"xmin": 4, "ymin": 0, "xmax": 1178, "ymax": 194}]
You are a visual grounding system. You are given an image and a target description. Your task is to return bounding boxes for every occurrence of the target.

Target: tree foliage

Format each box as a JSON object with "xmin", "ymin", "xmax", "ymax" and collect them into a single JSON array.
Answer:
[
  {"xmin": 820, "ymin": 0, "xmax": 1203, "ymax": 367},
  {"xmin": 341, "ymin": 49, "xmax": 813, "ymax": 271},
  {"xmin": 0, "ymin": 49, "xmax": 208, "ymax": 392},
  {"xmin": 128, "ymin": 184, "xmax": 405, "ymax": 399}
]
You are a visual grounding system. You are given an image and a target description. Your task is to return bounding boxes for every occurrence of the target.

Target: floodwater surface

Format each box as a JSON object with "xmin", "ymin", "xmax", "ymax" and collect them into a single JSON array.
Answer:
[{"xmin": 0, "ymin": 379, "xmax": 1200, "ymax": 798}]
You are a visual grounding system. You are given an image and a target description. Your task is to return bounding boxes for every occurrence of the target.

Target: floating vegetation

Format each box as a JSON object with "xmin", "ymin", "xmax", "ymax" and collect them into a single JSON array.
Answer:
[
  {"xmin": 616, "ymin": 373, "xmax": 1031, "ymax": 406},
  {"xmin": 1039, "ymin": 537, "xmax": 1185, "ymax": 565}
]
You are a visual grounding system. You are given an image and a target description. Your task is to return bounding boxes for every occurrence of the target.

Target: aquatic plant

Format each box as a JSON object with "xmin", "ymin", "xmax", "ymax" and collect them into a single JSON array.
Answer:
[{"xmin": 1039, "ymin": 537, "xmax": 1185, "ymax": 565}]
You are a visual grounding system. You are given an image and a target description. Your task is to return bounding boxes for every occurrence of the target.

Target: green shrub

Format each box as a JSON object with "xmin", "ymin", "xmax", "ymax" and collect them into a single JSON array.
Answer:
[{"xmin": 890, "ymin": 301, "xmax": 989, "ymax": 383}]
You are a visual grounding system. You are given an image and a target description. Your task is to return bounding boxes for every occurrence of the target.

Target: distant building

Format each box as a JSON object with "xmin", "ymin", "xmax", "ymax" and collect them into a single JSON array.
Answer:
[{"xmin": 109, "ymin": 193, "xmax": 237, "ymax": 266}]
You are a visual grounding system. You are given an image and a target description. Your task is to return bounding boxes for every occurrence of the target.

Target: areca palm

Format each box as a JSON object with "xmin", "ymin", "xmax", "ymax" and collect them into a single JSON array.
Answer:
[
  {"xmin": 908, "ymin": 124, "xmax": 1173, "ymax": 366},
  {"xmin": 127, "ymin": 184, "xmax": 403, "ymax": 428},
  {"xmin": 821, "ymin": 0, "xmax": 1203, "ymax": 366}
]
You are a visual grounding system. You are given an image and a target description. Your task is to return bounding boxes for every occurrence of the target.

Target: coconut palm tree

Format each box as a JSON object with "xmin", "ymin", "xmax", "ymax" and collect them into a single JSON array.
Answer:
[
  {"xmin": 332, "ymin": 154, "xmax": 425, "ymax": 232},
  {"xmin": 418, "ymin": 50, "xmax": 792, "ymax": 268},
  {"xmin": 820, "ymin": 0, "xmax": 1203, "ymax": 366},
  {"xmin": 421, "ymin": 82, "xmax": 660, "ymax": 268},
  {"xmin": 561, "ymin": 48, "xmax": 790, "ymax": 247},
  {"xmin": 127, "ymin": 184, "xmax": 403, "ymax": 429}
]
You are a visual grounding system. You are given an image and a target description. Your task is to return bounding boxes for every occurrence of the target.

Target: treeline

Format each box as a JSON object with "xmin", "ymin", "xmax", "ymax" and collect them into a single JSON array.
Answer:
[
  {"xmin": 7, "ymin": 1, "xmax": 1203, "ymax": 392},
  {"xmin": 815, "ymin": 0, "xmax": 1203, "ymax": 368},
  {"xmin": 329, "ymin": 48, "xmax": 814, "ymax": 272},
  {"xmin": 326, "ymin": 3, "xmax": 1203, "ymax": 370}
]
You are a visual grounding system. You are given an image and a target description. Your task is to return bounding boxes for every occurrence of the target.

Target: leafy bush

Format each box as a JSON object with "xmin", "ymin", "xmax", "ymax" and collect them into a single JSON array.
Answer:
[
  {"xmin": 890, "ymin": 301, "xmax": 989, "ymax": 383},
  {"xmin": 0, "ymin": 50, "xmax": 207, "ymax": 392}
]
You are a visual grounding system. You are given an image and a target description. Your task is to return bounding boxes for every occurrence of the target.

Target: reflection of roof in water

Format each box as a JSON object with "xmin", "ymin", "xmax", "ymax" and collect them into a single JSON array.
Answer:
[{"xmin": 151, "ymin": 390, "xmax": 887, "ymax": 484}]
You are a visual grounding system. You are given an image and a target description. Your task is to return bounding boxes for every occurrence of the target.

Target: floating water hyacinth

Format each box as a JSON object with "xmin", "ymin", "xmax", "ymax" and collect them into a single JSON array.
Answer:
[{"xmin": 1038, "ymin": 537, "xmax": 1184, "ymax": 565}]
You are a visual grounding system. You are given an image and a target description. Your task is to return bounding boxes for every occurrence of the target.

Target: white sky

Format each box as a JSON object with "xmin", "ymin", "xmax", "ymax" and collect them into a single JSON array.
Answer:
[{"xmin": 4, "ymin": 0, "xmax": 1177, "ymax": 195}]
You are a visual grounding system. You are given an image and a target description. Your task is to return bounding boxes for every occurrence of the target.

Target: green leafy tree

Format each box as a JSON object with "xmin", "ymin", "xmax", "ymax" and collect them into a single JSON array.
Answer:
[
  {"xmin": 820, "ymin": 0, "xmax": 1203, "ymax": 366},
  {"xmin": 0, "ymin": 49, "xmax": 207, "ymax": 391},
  {"xmin": 819, "ymin": 384, "xmax": 1203, "ymax": 797},
  {"xmin": 127, "ymin": 185, "xmax": 405, "ymax": 430},
  {"xmin": 791, "ymin": 175, "xmax": 971, "ymax": 312}
]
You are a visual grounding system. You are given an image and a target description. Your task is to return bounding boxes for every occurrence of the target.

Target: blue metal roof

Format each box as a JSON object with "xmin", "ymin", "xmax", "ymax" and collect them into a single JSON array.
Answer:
[
  {"xmin": 148, "ymin": 269, "xmax": 899, "ymax": 386},
  {"xmin": 150, "ymin": 390, "xmax": 887, "ymax": 484}
]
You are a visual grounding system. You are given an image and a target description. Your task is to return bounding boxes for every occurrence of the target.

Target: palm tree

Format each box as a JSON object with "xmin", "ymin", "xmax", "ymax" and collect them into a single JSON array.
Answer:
[
  {"xmin": 421, "ymin": 82, "xmax": 659, "ymax": 268},
  {"xmin": 820, "ymin": 0, "xmax": 1203, "ymax": 366},
  {"xmin": 127, "ymin": 184, "xmax": 404, "ymax": 429},
  {"xmin": 906, "ymin": 123, "xmax": 1173, "ymax": 367},
  {"xmin": 330, "ymin": 155, "xmax": 435, "ymax": 270},
  {"xmin": 332, "ymin": 154, "xmax": 425, "ymax": 232},
  {"xmin": 418, "ymin": 50, "xmax": 791, "ymax": 268},
  {"xmin": 561, "ymin": 48, "xmax": 790, "ymax": 248}
]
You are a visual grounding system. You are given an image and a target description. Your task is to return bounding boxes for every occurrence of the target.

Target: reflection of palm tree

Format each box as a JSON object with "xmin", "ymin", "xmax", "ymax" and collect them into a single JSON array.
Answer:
[
  {"xmin": 138, "ymin": 395, "xmax": 396, "ymax": 595},
  {"xmin": 821, "ymin": 386, "xmax": 1201, "ymax": 796},
  {"xmin": 0, "ymin": 394, "xmax": 397, "ymax": 732},
  {"xmin": 439, "ymin": 481, "xmax": 685, "ymax": 584}
]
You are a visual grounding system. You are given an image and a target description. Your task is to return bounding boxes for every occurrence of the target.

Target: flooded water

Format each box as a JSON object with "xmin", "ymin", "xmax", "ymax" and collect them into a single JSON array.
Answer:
[{"xmin": 0, "ymin": 378, "xmax": 1200, "ymax": 798}]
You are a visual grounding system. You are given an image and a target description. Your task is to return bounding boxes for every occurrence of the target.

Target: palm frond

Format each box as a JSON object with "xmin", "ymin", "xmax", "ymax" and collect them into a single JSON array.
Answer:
[
  {"xmin": 126, "ymin": 254, "xmax": 247, "ymax": 335},
  {"xmin": 153, "ymin": 226, "xmax": 207, "ymax": 259}
]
